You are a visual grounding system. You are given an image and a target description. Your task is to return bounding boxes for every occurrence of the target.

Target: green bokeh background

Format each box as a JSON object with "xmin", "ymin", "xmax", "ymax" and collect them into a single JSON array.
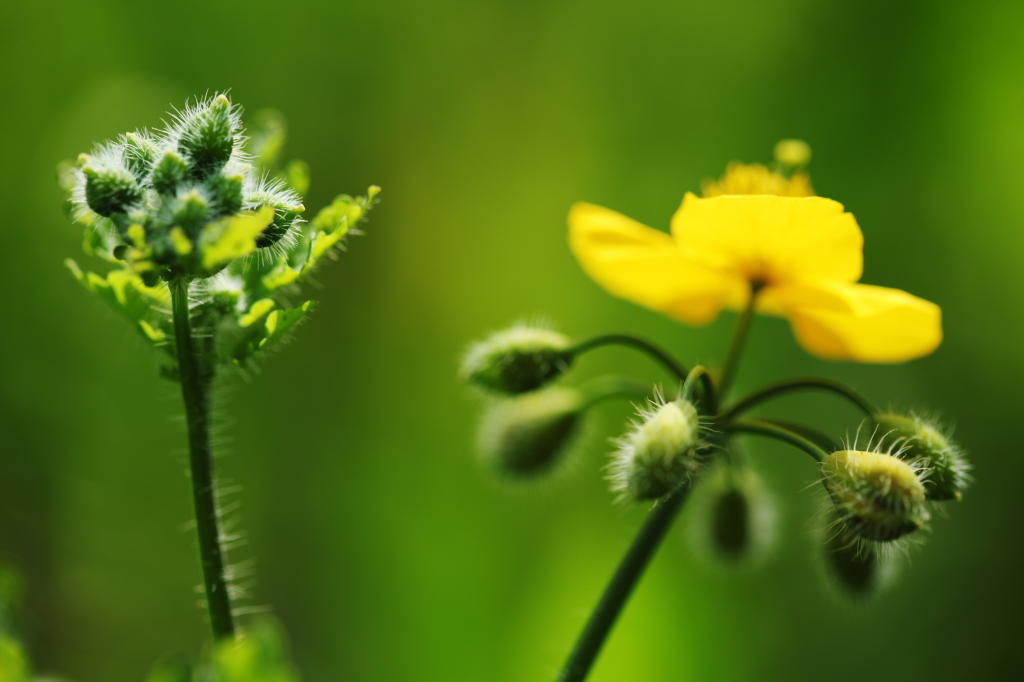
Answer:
[{"xmin": 1, "ymin": 0, "xmax": 1020, "ymax": 679}]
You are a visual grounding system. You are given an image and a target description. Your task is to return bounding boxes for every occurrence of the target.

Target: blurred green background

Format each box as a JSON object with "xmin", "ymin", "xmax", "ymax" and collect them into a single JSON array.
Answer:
[{"xmin": 1, "ymin": 0, "xmax": 1020, "ymax": 679}]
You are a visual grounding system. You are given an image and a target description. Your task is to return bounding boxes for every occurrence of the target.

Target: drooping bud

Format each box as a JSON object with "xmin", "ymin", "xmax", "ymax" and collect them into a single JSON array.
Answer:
[
  {"xmin": 873, "ymin": 413, "xmax": 971, "ymax": 501},
  {"xmin": 821, "ymin": 449, "xmax": 929, "ymax": 542},
  {"xmin": 461, "ymin": 325, "xmax": 572, "ymax": 394},
  {"xmin": 151, "ymin": 150, "xmax": 190, "ymax": 194},
  {"xmin": 610, "ymin": 398, "xmax": 702, "ymax": 501},
  {"xmin": 82, "ymin": 163, "xmax": 141, "ymax": 216},
  {"xmin": 823, "ymin": 513, "xmax": 888, "ymax": 597},
  {"xmin": 478, "ymin": 387, "xmax": 583, "ymax": 476},
  {"xmin": 177, "ymin": 94, "xmax": 238, "ymax": 180}
]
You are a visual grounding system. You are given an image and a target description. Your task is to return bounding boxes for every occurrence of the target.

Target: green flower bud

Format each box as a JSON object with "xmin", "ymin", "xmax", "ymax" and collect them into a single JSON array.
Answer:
[
  {"xmin": 207, "ymin": 173, "xmax": 244, "ymax": 217},
  {"xmin": 821, "ymin": 449, "xmax": 929, "ymax": 542},
  {"xmin": 246, "ymin": 178, "xmax": 305, "ymax": 248},
  {"xmin": 824, "ymin": 514, "xmax": 887, "ymax": 597},
  {"xmin": 461, "ymin": 325, "xmax": 572, "ymax": 394},
  {"xmin": 478, "ymin": 387, "xmax": 583, "ymax": 476},
  {"xmin": 121, "ymin": 131, "xmax": 158, "ymax": 181},
  {"xmin": 151, "ymin": 150, "xmax": 190, "ymax": 194},
  {"xmin": 873, "ymin": 413, "xmax": 971, "ymax": 501},
  {"xmin": 689, "ymin": 464, "xmax": 775, "ymax": 564},
  {"xmin": 610, "ymin": 398, "xmax": 702, "ymax": 501},
  {"xmin": 177, "ymin": 94, "xmax": 239, "ymax": 180},
  {"xmin": 82, "ymin": 163, "xmax": 141, "ymax": 216},
  {"xmin": 172, "ymin": 189, "xmax": 211, "ymax": 235}
]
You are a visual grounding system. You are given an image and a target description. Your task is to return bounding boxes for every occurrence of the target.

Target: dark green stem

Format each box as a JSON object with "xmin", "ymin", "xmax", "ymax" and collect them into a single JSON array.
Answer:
[
  {"xmin": 567, "ymin": 334, "xmax": 689, "ymax": 383},
  {"xmin": 721, "ymin": 377, "xmax": 877, "ymax": 421},
  {"xmin": 170, "ymin": 278, "xmax": 235, "ymax": 640},
  {"xmin": 555, "ymin": 484, "xmax": 690, "ymax": 682},
  {"xmin": 722, "ymin": 418, "xmax": 828, "ymax": 463},
  {"xmin": 717, "ymin": 286, "xmax": 761, "ymax": 399}
]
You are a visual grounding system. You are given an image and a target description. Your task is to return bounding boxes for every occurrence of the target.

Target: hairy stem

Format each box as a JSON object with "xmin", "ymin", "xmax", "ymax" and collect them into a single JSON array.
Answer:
[
  {"xmin": 721, "ymin": 377, "xmax": 877, "ymax": 421},
  {"xmin": 170, "ymin": 278, "xmax": 235, "ymax": 639},
  {"xmin": 568, "ymin": 334, "xmax": 689, "ymax": 383},
  {"xmin": 556, "ymin": 484, "xmax": 690, "ymax": 682}
]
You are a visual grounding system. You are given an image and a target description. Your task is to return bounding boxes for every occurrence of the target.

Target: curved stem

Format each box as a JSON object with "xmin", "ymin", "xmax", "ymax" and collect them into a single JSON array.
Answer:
[
  {"xmin": 579, "ymin": 375, "xmax": 652, "ymax": 409},
  {"xmin": 170, "ymin": 278, "xmax": 235, "ymax": 640},
  {"xmin": 682, "ymin": 365, "xmax": 716, "ymax": 413},
  {"xmin": 556, "ymin": 484, "xmax": 690, "ymax": 682},
  {"xmin": 721, "ymin": 377, "xmax": 877, "ymax": 421},
  {"xmin": 722, "ymin": 418, "xmax": 828, "ymax": 463},
  {"xmin": 717, "ymin": 286, "xmax": 761, "ymax": 399},
  {"xmin": 567, "ymin": 334, "xmax": 689, "ymax": 383}
]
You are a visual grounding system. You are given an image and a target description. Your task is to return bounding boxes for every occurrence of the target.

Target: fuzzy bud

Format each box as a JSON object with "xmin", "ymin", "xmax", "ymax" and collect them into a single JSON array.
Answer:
[
  {"xmin": 478, "ymin": 387, "xmax": 582, "ymax": 476},
  {"xmin": 151, "ymin": 150, "xmax": 190, "ymax": 194},
  {"xmin": 121, "ymin": 131, "xmax": 158, "ymax": 181},
  {"xmin": 82, "ymin": 164, "xmax": 141, "ymax": 216},
  {"xmin": 461, "ymin": 326, "xmax": 572, "ymax": 394},
  {"xmin": 207, "ymin": 173, "xmax": 244, "ymax": 217},
  {"xmin": 824, "ymin": 513, "xmax": 885, "ymax": 597},
  {"xmin": 178, "ymin": 94, "xmax": 238, "ymax": 180},
  {"xmin": 821, "ymin": 449, "xmax": 929, "ymax": 542},
  {"xmin": 610, "ymin": 399, "xmax": 702, "ymax": 501},
  {"xmin": 873, "ymin": 413, "xmax": 970, "ymax": 501}
]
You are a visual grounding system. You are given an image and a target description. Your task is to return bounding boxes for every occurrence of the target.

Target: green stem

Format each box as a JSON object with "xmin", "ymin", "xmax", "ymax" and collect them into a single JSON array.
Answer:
[
  {"xmin": 555, "ymin": 484, "xmax": 690, "ymax": 682},
  {"xmin": 717, "ymin": 286, "xmax": 761, "ymax": 399},
  {"xmin": 580, "ymin": 376, "xmax": 652, "ymax": 409},
  {"xmin": 722, "ymin": 418, "xmax": 828, "ymax": 463},
  {"xmin": 721, "ymin": 377, "xmax": 877, "ymax": 421},
  {"xmin": 170, "ymin": 278, "xmax": 235, "ymax": 640},
  {"xmin": 567, "ymin": 334, "xmax": 689, "ymax": 383},
  {"xmin": 681, "ymin": 365, "xmax": 716, "ymax": 413}
]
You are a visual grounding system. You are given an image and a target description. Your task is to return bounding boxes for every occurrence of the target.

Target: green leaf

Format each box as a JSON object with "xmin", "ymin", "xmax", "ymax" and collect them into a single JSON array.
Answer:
[
  {"xmin": 218, "ymin": 301, "xmax": 315, "ymax": 365},
  {"xmin": 65, "ymin": 260, "xmax": 172, "ymax": 347},
  {"xmin": 199, "ymin": 207, "xmax": 275, "ymax": 271},
  {"xmin": 209, "ymin": 621, "xmax": 299, "ymax": 682}
]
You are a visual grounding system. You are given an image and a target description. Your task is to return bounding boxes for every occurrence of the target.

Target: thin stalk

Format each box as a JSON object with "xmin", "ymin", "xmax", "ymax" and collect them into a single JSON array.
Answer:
[
  {"xmin": 722, "ymin": 418, "xmax": 828, "ymax": 463},
  {"xmin": 579, "ymin": 375, "xmax": 653, "ymax": 409},
  {"xmin": 567, "ymin": 334, "xmax": 689, "ymax": 383},
  {"xmin": 170, "ymin": 278, "xmax": 235, "ymax": 639},
  {"xmin": 717, "ymin": 286, "xmax": 761, "ymax": 399},
  {"xmin": 721, "ymin": 377, "xmax": 877, "ymax": 421},
  {"xmin": 556, "ymin": 484, "xmax": 690, "ymax": 682}
]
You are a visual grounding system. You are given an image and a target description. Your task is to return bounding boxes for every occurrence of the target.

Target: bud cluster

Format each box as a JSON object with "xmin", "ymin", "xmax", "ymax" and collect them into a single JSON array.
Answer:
[{"xmin": 69, "ymin": 94, "xmax": 304, "ymax": 281}]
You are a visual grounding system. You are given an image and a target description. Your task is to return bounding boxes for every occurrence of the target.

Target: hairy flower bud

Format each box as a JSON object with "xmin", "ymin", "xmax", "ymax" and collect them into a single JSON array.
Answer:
[
  {"xmin": 461, "ymin": 325, "xmax": 572, "ymax": 394},
  {"xmin": 478, "ymin": 387, "xmax": 583, "ymax": 476},
  {"xmin": 151, "ymin": 150, "xmax": 190, "ymax": 194},
  {"xmin": 82, "ymin": 163, "xmax": 141, "ymax": 216},
  {"xmin": 177, "ymin": 94, "xmax": 239, "ymax": 180},
  {"xmin": 823, "ymin": 513, "xmax": 888, "ymax": 597},
  {"xmin": 610, "ymin": 398, "xmax": 702, "ymax": 501},
  {"xmin": 121, "ymin": 131, "xmax": 158, "ymax": 181},
  {"xmin": 873, "ymin": 413, "xmax": 970, "ymax": 501},
  {"xmin": 821, "ymin": 449, "xmax": 929, "ymax": 541}
]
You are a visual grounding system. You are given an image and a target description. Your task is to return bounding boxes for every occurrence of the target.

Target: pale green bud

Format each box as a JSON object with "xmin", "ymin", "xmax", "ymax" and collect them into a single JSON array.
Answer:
[
  {"xmin": 873, "ymin": 413, "xmax": 970, "ymax": 501},
  {"xmin": 461, "ymin": 325, "xmax": 572, "ymax": 394},
  {"xmin": 478, "ymin": 387, "xmax": 583, "ymax": 476},
  {"xmin": 821, "ymin": 449, "xmax": 929, "ymax": 542},
  {"xmin": 610, "ymin": 399, "xmax": 702, "ymax": 501}
]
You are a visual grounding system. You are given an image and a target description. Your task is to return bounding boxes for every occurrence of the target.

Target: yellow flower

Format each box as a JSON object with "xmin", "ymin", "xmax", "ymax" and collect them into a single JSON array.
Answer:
[
  {"xmin": 701, "ymin": 162, "xmax": 813, "ymax": 198},
  {"xmin": 567, "ymin": 194, "xmax": 942, "ymax": 363}
]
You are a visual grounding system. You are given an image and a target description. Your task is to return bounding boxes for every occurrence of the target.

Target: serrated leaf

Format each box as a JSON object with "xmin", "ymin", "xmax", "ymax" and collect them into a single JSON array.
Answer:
[
  {"xmin": 199, "ymin": 207, "xmax": 275, "ymax": 271},
  {"xmin": 66, "ymin": 260, "xmax": 172, "ymax": 347}
]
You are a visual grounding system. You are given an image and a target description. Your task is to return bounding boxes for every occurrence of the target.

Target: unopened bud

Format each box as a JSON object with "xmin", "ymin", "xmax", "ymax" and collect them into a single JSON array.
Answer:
[
  {"xmin": 207, "ymin": 173, "xmax": 244, "ymax": 217},
  {"xmin": 461, "ymin": 326, "xmax": 571, "ymax": 394},
  {"xmin": 151, "ymin": 150, "xmax": 190, "ymax": 194},
  {"xmin": 121, "ymin": 131, "xmax": 158, "ymax": 180},
  {"xmin": 821, "ymin": 449, "xmax": 928, "ymax": 541},
  {"xmin": 610, "ymin": 399, "xmax": 702, "ymax": 501},
  {"xmin": 478, "ymin": 387, "xmax": 583, "ymax": 476},
  {"xmin": 873, "ymin": 413, "xmax": 970, "ymax": 501},
  {"xmin": 82, "ymin": 164, "xmax": 141, "ymax": 216},
  {"xmin": 178, "ymin": 94, "xmax": 238, "ymax": 180},
  {"xmin": 824, "ymin": 513, "xmax": 886, "ymax": 597}
]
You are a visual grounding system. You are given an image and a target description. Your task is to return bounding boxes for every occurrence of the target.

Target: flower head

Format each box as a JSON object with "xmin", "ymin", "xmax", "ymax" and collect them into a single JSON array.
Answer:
[{"xmin": 568, "ymin": 148, "xmax": 941, "ymax": 363}]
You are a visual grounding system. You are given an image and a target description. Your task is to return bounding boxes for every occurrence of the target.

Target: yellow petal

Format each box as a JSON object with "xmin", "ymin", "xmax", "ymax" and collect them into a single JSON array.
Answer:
[
  {"xmin": 670, "ymin": 194, "xmax": 863, "ymax": 285},
  {"xmin": 568, "ymin": 202, "xmax": 740, "ymax": 324},
  {"xmin": 775, "ymin": 280, "xmax": 942, "ymax": 362}
]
